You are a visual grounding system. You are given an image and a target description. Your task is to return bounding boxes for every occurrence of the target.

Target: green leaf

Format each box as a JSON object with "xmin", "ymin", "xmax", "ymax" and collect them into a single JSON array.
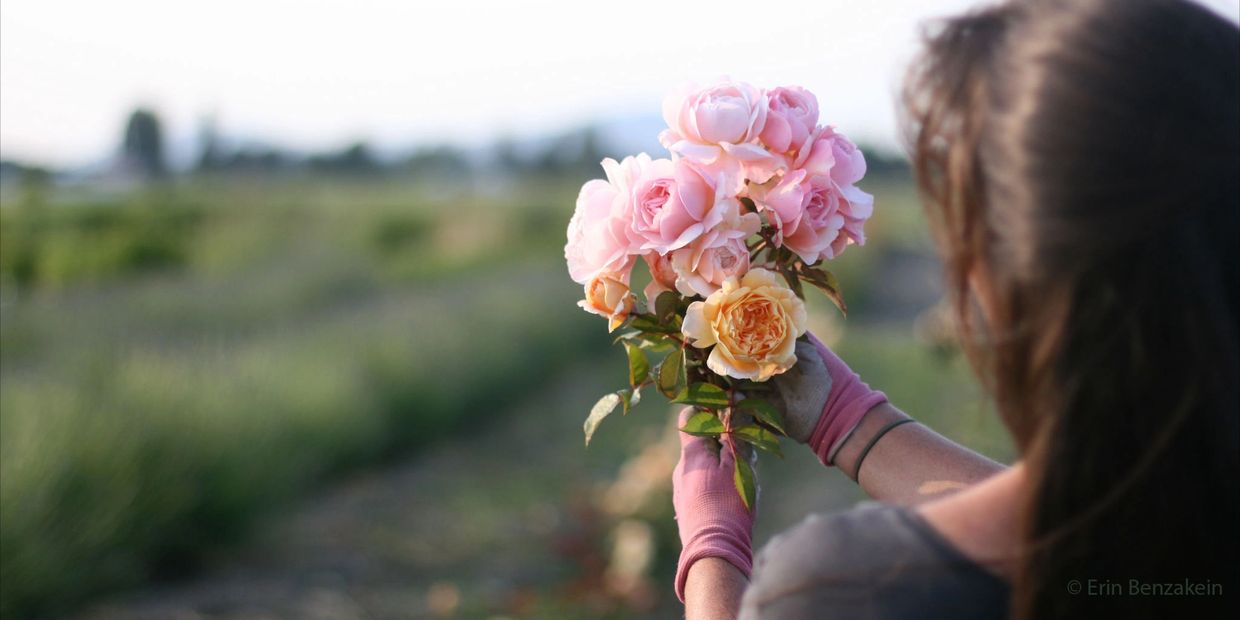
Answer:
[
  {"xmin": 626, "ymin": 343, "xmax": 650, "ymax": 386},
  {"xmin": 620, "ymin": 387, "xmax": 641, "ymax": 415},
  {"xmin": 672, "ymin": 382, "xmax": 730, "ymax": 409},
  {"xmin": 734, "ymin": 424, "xmax": 783, "ymax": 458},
  {"xmin": 736, "ymin": 398, "xmax": 787, "ymax": 436},
  {"xmin": 655, "ymin": 291, "xmax": 680, "ymax": 324},
  {"xmin": 800, "ymin": 267, "xmax": 848, "ymax": 317},
  {"xmin": 733, "ymin": 454, "xmax": 756, "ymax": 511},
  {"xmin": 612, "ymin": 330, "xmax": 641, "ymax": 344},
  {"xmin": 657, "ymin": 349, "xmax": 686, "ymax": 399},
  {"xmin": 616, "ymin": 329, "xmax": 673, "ymax": 350},
  {"xmin": 583, "ymin": 392, "xmax": 622, "ymax": 446},
  {"xmin": 639, "ymin": 338, "xmax": 676, "ymax": 355},
  {"xmin": 629, "ymin": 315, "xmax": 680, "ymax": 334},
  {"xmin": 679, "ymin": 411, "xmax": 725, "ymax": 436}
]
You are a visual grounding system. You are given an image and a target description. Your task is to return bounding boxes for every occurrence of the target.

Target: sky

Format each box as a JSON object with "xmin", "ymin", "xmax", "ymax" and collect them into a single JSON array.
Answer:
[{"xmin": 2, "ymin": 0, "xmax": 1237, "ymax": 168}]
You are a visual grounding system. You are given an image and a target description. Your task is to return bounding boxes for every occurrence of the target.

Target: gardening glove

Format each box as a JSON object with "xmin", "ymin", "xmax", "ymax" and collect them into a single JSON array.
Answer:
[
  {"xmin": 769, "ymin": 331, "xmax": 888, "ymax": 466},
  {"xmin": 672, "ymin": 406, "xmax": 756, "ymax": 602}
]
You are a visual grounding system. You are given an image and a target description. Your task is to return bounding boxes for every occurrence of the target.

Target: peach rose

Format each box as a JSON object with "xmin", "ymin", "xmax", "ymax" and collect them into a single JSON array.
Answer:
[
  {"xmin": 580, "ymin": 272, "xmax": 636, "ymax": 332},
  {"xmin": 682, "ymin": 268, "xmax": 808, "ymax": 381},
  {"xmin": 641, "ymin": 251, "xmax": 678, "ymax": 308}
]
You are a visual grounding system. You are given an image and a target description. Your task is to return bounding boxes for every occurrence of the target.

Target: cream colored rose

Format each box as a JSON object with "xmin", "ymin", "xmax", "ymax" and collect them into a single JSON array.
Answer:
[
  {"xmin": 681, "ymin": 268, "xmax": 808, "ymax": 381},
  {"xmin": 579, "ymin": 273, "xmax": 636, "ymax": 332}
]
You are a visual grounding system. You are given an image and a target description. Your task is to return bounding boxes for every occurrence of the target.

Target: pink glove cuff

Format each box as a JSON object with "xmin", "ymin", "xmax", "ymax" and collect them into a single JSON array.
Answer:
[
  {"xmin": 674, "ymin": 491, "xmax": 754, "ymax": 602},
  {"xmin": 805, "ymin": 332, "xmax": 889, "ymax": 466}
]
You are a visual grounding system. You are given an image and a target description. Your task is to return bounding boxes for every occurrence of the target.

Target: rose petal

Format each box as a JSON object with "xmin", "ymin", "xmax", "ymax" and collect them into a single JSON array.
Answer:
[{"xmin": 682, "ymin": 301, "xmax": 716, "ymax": 347}]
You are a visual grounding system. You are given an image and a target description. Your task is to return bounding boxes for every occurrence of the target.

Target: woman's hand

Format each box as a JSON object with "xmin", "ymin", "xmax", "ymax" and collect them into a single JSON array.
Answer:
[
  {"xmin": 770, "ymin": 332, "xmax": 889, "ymax": 466},
  {"xmin": 672, "ymin": 406, "xmax": 755, "ymax": 603}
]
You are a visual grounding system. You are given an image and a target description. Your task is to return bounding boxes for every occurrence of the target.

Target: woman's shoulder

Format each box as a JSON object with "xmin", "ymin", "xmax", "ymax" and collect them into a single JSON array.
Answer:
[{"xmin": 739, "ymin": 501, "xmax": 1010, "ymax": 620}]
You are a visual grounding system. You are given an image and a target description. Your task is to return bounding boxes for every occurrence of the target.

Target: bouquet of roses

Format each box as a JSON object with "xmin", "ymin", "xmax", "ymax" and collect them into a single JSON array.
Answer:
[{"xmin": 565, "ymin": 79, "xmax": 874, "ymax": 508}]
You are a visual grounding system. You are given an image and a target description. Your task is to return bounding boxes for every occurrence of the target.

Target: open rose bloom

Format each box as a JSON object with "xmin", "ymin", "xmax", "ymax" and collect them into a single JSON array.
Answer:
[{"xmin": 566, "ymin": 79, "xmax": 876, "ymax": 508}]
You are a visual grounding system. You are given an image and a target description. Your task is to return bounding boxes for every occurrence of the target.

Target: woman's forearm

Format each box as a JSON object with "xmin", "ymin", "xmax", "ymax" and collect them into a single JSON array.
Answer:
[
  {"xmin": 684, "ymin": 557, "xmax": 747, "ymax": 620},
  {"xmin": 833, "ymin": 402, "xmax": 1006, "ymax": 504}
]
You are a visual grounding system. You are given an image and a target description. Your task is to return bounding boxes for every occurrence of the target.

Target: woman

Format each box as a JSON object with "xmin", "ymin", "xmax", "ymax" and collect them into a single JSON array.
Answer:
[{"xmin": 671, "ymin": 0, "xmax": 1239, "ymax": 618}]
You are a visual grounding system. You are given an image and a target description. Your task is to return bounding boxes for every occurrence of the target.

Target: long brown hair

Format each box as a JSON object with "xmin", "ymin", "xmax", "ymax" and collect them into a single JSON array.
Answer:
[{"xmin": 902, "ymin": 0, "xmax": 1239, "ymax": 617}]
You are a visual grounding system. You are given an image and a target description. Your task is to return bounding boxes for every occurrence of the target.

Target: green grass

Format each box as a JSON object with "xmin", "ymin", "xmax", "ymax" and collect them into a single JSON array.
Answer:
[
  {"xmin": 0, "ymin": 173, "xmax": 996, "ymax": 618},
  {"xmin": 0, "ymin": 178, "xmax": 602, "ymax": 617},
  {"xmin": 0, "ymin": 263, "xmax": 603, "ymax": 616}
]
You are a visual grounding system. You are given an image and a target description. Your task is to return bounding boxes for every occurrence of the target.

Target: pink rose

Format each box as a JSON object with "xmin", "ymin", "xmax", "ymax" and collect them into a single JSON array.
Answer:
[
  {"xmin": 795, "ymin": 127, "xmax": 872, "ymax": 260},
  {"xmin": 747, "ymin": 168, "xmax": 810, "ymax": 245},
  {"xmin": 780, "ymin": 175, "xmax": 874, "ymax": 264},
  {"xmin": 565, "ymin": 155, "xmax": 648, "ymax": 284},
  {"xmin": 669, "ymin": 202, "xmax": 762, "ymax": 297},
  {"xmin": 780, "ymin": 175, "xmax": 844, "ymax": 264},
  {"xmin": 759, "ymin": 87, "xmax": 819, "ymax": 156},
  {"xmin": 749, "ymin": 126, "xmax": 874, "ymax": 264},
  {"xmin": 797, "ymin": 126, "xmax": 867, "ymax": 186},
  {"xmin": 627, "ymin": 157, "xmax": 727, "ymax": 255},
  {"xmin": 659, "ymin": 79, "xmax": 781, "ymax": 186},
  {"xmin": 829, "ymin": 182, "xmax": 874, "ymax": 257}
]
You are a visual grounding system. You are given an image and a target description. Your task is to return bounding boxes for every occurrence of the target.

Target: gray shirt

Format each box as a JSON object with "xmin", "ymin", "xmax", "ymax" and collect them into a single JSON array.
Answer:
[{"xmin": 739, "ymin": 501, "xmax": 1010, "ymax": 619}]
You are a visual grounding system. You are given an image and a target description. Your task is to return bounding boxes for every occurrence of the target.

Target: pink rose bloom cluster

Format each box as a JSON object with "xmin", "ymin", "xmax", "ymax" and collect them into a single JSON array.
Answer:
[{"xmin": 565, "ymin": 79, "xmax": 874, "ymax": 327}]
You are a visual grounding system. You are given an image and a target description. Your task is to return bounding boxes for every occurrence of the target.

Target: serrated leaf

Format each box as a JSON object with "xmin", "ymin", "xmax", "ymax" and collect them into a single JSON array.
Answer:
[
  {"xmin": 657, "ymin": 349, "xmax": 686, "ymax": 399},
  {"xmin": 734, "ymin": 424, "xmax": 783, "ymax": 458},
  {"xmin": 800, "ymin": 267, "xmax": 848, "ymax": 317},
  {"xmin": 625, "ymin": 343, "xmax": 650, "ymax": 386},
  {"xmin": 736, "ymin": 398, "xmax": 787, "ymax": 436},
  {"xmin": 583, "ymin": 393, "xmax": 621, "ymax": 446},
  {"xmin": 733, "ymin": 454, "xmax": 756, "ymax": 511},
  {"xmin": 679, "ymin": 411, "xmax": 725, "ymax": 436},
  {"xmin": 672, "ymin": 382, "xmax": 730, "ymax": 409},
  {"xmin": 655, "ymin": 291, "xmax": 680, "ymax": 324}
]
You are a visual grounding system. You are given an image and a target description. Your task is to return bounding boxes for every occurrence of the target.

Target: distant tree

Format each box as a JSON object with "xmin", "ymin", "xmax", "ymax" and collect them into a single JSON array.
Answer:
[
  {"xmin": 306, "ymin": 141, "xmax": 382, "ymax": 175},
  {"xmin": 195, "ymin": 115, "xmax": 223, "ymax": 172},
  {"xmin": 121, "ymin": 108, "xmax": 167, "ymax": 179},
  {"xmin": 221, "ymin": 146, "xmax": 292, "ymax": 174},
  {"xmin": 579, "ymin": 127, "xmax": 606, "ymax": 169},
  {"xmin": 406, "ymin": 145, "xmax": 471, "ymax": 180},
  {"xmin": 492, "ymin": 136, "xmax": 526, "ymax": 173},
  {"xmin": 532, "ymin": 126, "xmax": 610, "ymax": 177},
  {"xmin": 339, "ymin": 142, "xmax": 375, "ymax": 172}
]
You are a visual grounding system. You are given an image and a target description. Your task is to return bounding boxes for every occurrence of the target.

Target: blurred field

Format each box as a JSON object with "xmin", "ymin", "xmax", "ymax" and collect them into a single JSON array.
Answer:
[{"xmin": 0, "ymin": 173, "xmax": 1013, "ymax": 618}]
